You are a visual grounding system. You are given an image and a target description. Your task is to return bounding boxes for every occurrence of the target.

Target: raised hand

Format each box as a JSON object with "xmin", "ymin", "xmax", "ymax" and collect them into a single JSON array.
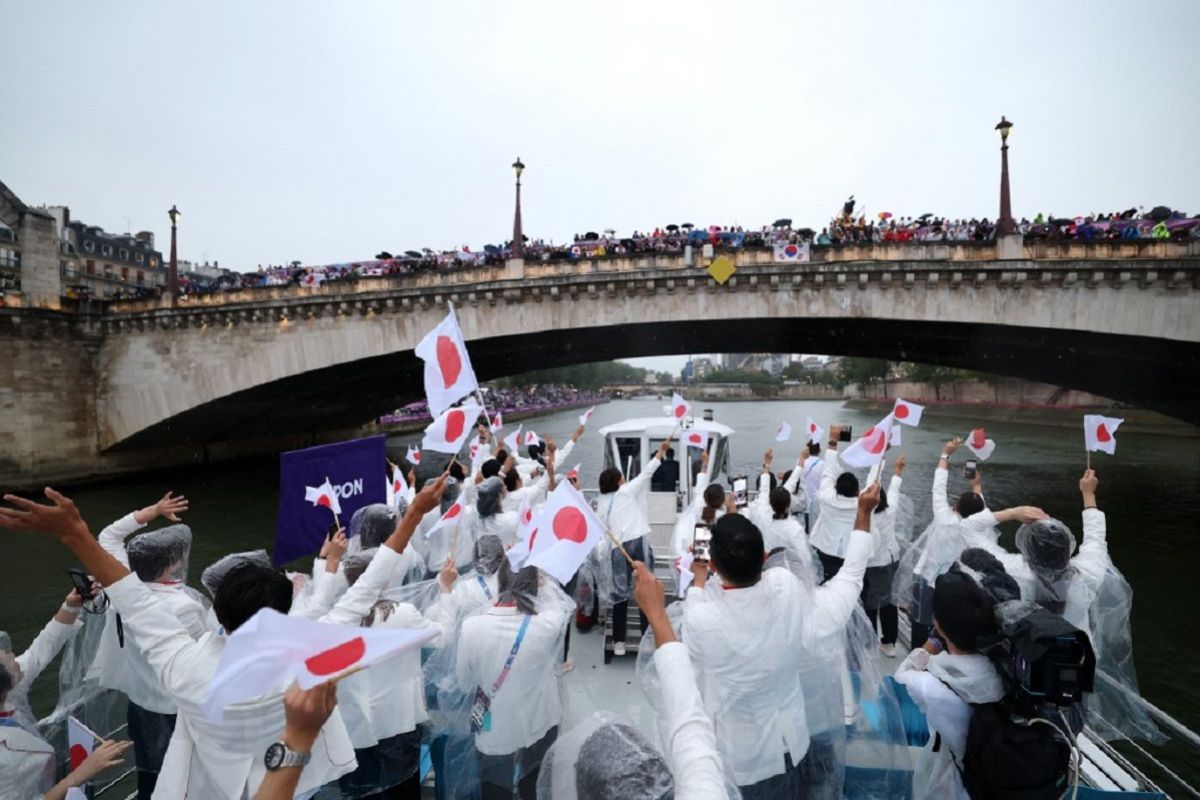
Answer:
[
  {"xmin": 700, "ymin": 449, "xmax": 710, "ymax": 468},
  {"xmin": 0, "ymin": 487, "xmax": 89, "ymax": 540},
  {"xmin": 410, "ymin": 474, "xmax": 447, "ymax": 516},
  {"xmin": 72, "ymin": 738, "xmax": 133, "ymax": 783},
  {"xmin": 894, "ymin": 455, "xmax": 907, "ymax": 475},
  {"xmin": 438, "ymin": 557, "xmax": 459, "ymax": 592},
  {"xmin": 325, "ymin": 531, "xmax": 348, "ymax": 568},
  {"xmin": 281, "ymin": 681, "xmax": 338, "ymax": 752},
  {"xmin": 1080, "ymin": 468, "xmax": 1098, "ymax": 498},
  {"xmin": 857, "ymin": 481, "xmax": 881, "ymax": 513},
  {"xmin": 155, "ymin": 491, "xmax": 189, "ymax": 522},
  {"xmin": 944, "ymin": 437, "xmax": 964, "ymax": 456}
]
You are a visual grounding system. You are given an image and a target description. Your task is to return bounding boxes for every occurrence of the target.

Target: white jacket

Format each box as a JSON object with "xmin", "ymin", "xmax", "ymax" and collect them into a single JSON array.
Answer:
[
  {"xmin": 800, "ymin": 455, "xmax": 823, "ymax": 512},
  {"xmin": 104, "ymin": 574, "xmax": 357, "ymax": 799},
  {"xmin": 682, "ymin": 529, "xmax": 872, "ymax": 786},
  {"xmin": 90, "ymin": 513, "xmax": 211, "ymax": 713},
  {"xmin": 455, "ymin": 604, "xmax": 568, "ymax": 756},
  {"xmin": 960, "ymin": 507, "xmax": 1110, "ymax": 635},
  {"xmin": 653, "ymin": 642, "xmax": 728, "ymax": 800},
  {"xmin": 597, "ymin": 456, "xmax": 662, "ymax": 544},
  {"xmin": 747, "ymin": 470, "xmax": 808, "ymax": 555},
  {"xmin": 894, "ymin": 648, "xmax": 1005, "ymax": 800},
  {"xmin": 670, "ymin": 470, "xmax": 720, "ymax": 558},
  {"xmin": 320, "ymin": 547, "xmax": 446, "ymax": 749},
  {"xmin": 808, "ymin": 449, "xmax": 859, "ymax": 558},
  {"xmin": 0, "ymin": 615, "xmax": 78, "ymax": 800},
  {"xmin": 867, "ymin": 475, "xmax": 904, "ymax": 567}
]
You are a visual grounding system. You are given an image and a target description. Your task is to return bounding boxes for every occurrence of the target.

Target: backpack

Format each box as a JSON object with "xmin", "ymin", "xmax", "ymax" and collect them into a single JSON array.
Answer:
[{"xmin": 959, "ymin": 700, "xmax": 1072, "ymax": 800}]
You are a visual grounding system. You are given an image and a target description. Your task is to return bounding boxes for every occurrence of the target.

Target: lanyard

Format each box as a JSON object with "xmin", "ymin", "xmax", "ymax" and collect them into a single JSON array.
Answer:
[
  {"xmin": 476, "ymin": 574, "xmax": 493, "ymax": 600},
  {"xmin": 489, "ymin": 614, "xmax": 531, "ymax": 696}
]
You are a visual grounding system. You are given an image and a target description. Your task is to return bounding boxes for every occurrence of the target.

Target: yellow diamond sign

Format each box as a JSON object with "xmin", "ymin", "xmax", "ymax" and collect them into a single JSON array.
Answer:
[{"xmin": 707, "ymin": 255, "xmax": 736, "ymax": 285}]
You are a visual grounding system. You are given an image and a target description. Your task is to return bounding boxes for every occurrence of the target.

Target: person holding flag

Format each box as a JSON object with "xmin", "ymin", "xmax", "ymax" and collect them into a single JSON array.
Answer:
[
  {"xmin": 809, "ymin": 425, "xmax": 870, "ymax": 581},
  {"xmin": 595, "ymin": 437, "xmax": 672, "ymax": 656}
]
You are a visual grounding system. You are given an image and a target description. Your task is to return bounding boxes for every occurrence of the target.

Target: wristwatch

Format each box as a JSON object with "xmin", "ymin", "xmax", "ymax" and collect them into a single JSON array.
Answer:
[{"xmin": 264, "ymin": 741, "xmax": 312, "ymax": 771}]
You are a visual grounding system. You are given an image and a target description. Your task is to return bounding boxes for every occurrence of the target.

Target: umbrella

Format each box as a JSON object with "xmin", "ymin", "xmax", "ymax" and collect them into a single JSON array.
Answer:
[
  {"xmin": 375, "ymin": 251, "xmax": 393, "ymax": 260},
  {"xmin": 878, "ymin": 211, "xmax": 893, "ymax": 220},
  {"xmin": 585, "ymin": 231, "xmax": 599, "ymax": 240},
  {"xmin": 603, "ymin": 228, "xmax": 616, "ymax": 237},
  {"xmin": 773, "ymin": 218, "xmax": 792, "ymax": 228},
  {"xmin": 917, "ymin": 213, "xmax": 933, "ymax": 221},
  {"xmin": 665, "ymin": 224, "xmax": 680, "ymax": 232},
  {"xmin": 681, "ymin": 223, "xmax": 695, "ymax": 230},
  {"xmin": 1049, "ymin": 218, "xmax": 1074, "ymax": 227},
  {"xmin": 484, "ymin": 244, "xmax": 501, "ymax": 254},
  {"xmin": 795, "ymin": 227, "xmax": 815, "ymax": 237},
  {"xmin": 404, "ymin": 250, "xmax": 422, "ymax": 258},
  {"xmin": 1148, "ymin": 206, "xmax": 1172, "ymax": 221},
  {"xmin": 421, "ymin": 248, "xmax": 434, "ymax": 254}
]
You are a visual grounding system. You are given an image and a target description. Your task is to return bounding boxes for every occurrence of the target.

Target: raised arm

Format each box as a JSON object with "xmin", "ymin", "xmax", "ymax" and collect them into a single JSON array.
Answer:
[
  {"xmin": 809, "ymin": 483, "xmax": 880, "ymax": 640},
  {"xmin": 1072, "ymin": 470, "xmax": 1111, "ymax": 592},
  {"xmin": 96, "ymin": 492, "xmax": 189, "ymax": 568},
  {"xmin": 819, "ymin": 429, "xmax": 842, "ymax": 503},
  {"xmin": 932, "ymin": 438, "xmax": 961, "ymax": 523},
  {"xmin": 626, "ymin": 439, "xmax": 670, "ymax": 494},
  {"xmin": 14, "ymin": 589, "xmax": 85, "ymax": 690},
  {"xmin": 552, "ymin": 428, "xmax": 582, "ymax": 469}
]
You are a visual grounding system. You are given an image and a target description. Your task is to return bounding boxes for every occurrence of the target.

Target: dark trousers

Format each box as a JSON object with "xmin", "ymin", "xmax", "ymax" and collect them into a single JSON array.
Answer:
[
  {"xmin": 910, "ymin": 578, "xmax": 935, "ymax": 649},
  {"xmin": 478, "ymin": 726, "xmax": 557, "ymax": 800},
  {"xmin": 866, "ymin": 604, "xmax": 899, "ymax": 645},
  {"xmin": 816, "ymin": 549, "xmax": 844, "ymax": 584},
  {"xmin": 611, "ymin": 600, "xmax": 647, "ymax": 644},
  {"xmin": 339, "ymin": 729, "xmax": 422, "ymax": 799},
  {"xmin": 126, "ymin": 701, "xmax": 176, "ymax": 799},
  {"xmin": 738, "ymin": 735, "xmax": 839, "ymax": 800}
]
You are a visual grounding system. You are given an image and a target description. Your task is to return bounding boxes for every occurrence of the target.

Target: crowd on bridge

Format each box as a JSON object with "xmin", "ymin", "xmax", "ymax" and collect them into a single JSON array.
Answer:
[{"xmin": 47, "ymin": 202, "xmax": 1199, "ymax": 304}]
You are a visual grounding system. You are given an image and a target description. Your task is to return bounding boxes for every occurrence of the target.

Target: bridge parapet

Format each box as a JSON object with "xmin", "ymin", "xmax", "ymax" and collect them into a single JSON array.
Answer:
[{"xmin": 89, "ymin": 237, "xmax": 1199, "ymax": 318}]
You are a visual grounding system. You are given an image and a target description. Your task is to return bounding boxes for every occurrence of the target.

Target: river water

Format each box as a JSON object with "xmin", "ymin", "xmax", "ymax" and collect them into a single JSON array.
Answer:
[{"xmin": 2, "ymin": 398, "xmax": 1198, "ymax": 787}]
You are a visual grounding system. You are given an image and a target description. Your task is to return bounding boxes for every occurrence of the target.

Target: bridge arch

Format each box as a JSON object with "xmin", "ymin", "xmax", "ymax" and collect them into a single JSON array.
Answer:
[{"xmin": 94, "ymin": 253, "xmax": 1200, "ymax": 451}]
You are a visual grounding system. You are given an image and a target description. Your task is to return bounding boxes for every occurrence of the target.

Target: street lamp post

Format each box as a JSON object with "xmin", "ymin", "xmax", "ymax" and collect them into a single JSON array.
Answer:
[
  {"xmin": 995, "ymin": 116, "xmax": 1015, "ymax": 237},
  {"xmin": 167, "ymin": 205, "xmax": 181, "ymax": 304},
  {"xmin": 511, "ymin": 158, "xmax": 525, "ymax": 259}
]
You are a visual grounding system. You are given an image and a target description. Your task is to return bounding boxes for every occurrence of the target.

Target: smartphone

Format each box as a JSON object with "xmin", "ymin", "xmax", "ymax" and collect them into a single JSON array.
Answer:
[
  {"xmin": 67, "ymin": 568, "xmax": 94, "ymax": 601},
  {"xmin": 692, "ymin": 525, "xmax": 713, "ymax": 563},
  {"xmin": 838, "ymin": 426, "xmax": 852, "ymax": 443},
  {"xmin": 963, "ymin": 459, "xmax": 978, "ymax": 480},
  {"xmin": 327, "ymin": 522, "xmax": 339, "ymax": 541},
  {"xmin": 731, "ymin": 476, "xmax": 748, "ymax": 508},
  {"xmin": 808, "ymin": 442, "xmax": 821, "ymax": 456}
]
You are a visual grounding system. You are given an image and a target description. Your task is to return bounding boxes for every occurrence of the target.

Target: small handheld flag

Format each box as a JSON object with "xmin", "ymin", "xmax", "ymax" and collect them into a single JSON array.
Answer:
[
  {"xmin": 892, "ymin": 398, "xmax": 925, "ymax": 427},
  {"xmin": 965, "ymin": 428, "xmax": 996, "ymax": 461},
  {"xmin": 805, "ymin": 417, "xmax": 825, "ymax": 445},
  {"xmin": 406, "ymin": 445, "xmax": 421, "ymax": 466},
  {"xmin": 1084, "ymin": 414, "xmax": 1123, "ymax": 457},
  {"xmin": 775, "ymin": 421, "xmax": 792, "ymax": 443},
  {"xmin": 670, "ymin": 392, "xmax": 691, "ymax": 421},
  {"xmin": 840, "ymin": 414, "xmax": 894, "ymax": 469},
  {"xmin": 579, "ymin": 406, "xmax": 596, "ymax": 426},
  {"xmin": 304, "ymin": 477, "xmax": 342, "ymax": 517}
]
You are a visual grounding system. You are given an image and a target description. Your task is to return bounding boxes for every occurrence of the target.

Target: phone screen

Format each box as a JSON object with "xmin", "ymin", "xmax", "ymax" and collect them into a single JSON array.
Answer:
[
  {"xmin": 732, "ymin": 476, "xmax": 748, "ymax": 508},
  {"xmin": 67, "ymin": 568, "xmax": 93, "ymax": 601},
  {"xmin": 963, "ymin": 460, "xmax": 978, "ymax": 480},
  {"xmin": 838, "ymin": 426, "xmax": 852, "ymax": 442},
  {"xmin": 693, "ymin": 525, "xmax": 713, "ymax": 562}
]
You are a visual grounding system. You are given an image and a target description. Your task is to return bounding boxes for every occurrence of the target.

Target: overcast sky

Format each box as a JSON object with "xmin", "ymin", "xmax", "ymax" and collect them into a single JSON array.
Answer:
[{"xmin": 4, "ymin": 2, "xmax": 1197, "ymax": 372}]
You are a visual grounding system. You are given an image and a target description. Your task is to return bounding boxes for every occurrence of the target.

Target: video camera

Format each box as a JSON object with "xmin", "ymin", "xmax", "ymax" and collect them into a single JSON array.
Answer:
[{"xmin": 980, "ymin": 601, "xmax": 1096, "ymax": 711}]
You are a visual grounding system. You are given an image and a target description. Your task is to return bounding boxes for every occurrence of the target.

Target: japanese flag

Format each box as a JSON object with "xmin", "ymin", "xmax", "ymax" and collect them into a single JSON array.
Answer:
[
  {"xmin": 682, "ymin": 429, "xmax": 709, "ymax": 451},
  {"xmin": 469, "ymin": 436, "xmax": 490, "ymax": 471},
  {"xmin": 892, "ymin": 398, "xmax": 925, "ymax": 427},
  {"xmin": 966, "ymin": 427, "xmax": 996, "ymax": 460},
  {"xmin": 386, "ymin": 464, "xmax": 408, "ymax": 509},
  {"xmin": 805, "ymin": 417, "xmax": 825, "ymax": 445},
  {"xmin": 840, "ymin": 414, "xmax": 894, "ymax": 469},
  {"xmin": 1084, "ymin": 415, "xmax": 1124, "ymax": 455},
  {"xmin": 304, "ymin": 477, "xmax": 342, "ymax": 516},
  {"xmin": 424, "ymin": 496, "xmax": 468, "ymax": 539},
  {"xmin": 506, "ymin": 496, "xmax": 540, "ymax": 570},
  {"xmin": 406, "ymin": 445, "xmax": 421, "ymax": 466},
  {"xmin": 889, "ymin": 425, "xmax": 902, "ymax": 447},
  {"xmin": 775, "ymin": 421, "xmax": 792, "ymax": 443},
  {"xmin": 565, "ymin": 463, "xmax": 582, "ymax": 481},
  {"xmin": 579, "ymin": 406, "xmax": 596, "ymax": 426},
  {"xmin": 415, "ymin": 308, "xmax": 480, "ymax": 417},
  {"xmin": 524, "ymin": 430, "xmax": 542, "ymax": 448},
  {"xmin": 491, "ymin": 412, "xmax": 503, "ymax": 431},
  {"xmin": 527, "ymin": 482, "xmax": 607, "ymax": 583},
  {"xmin": 67, "ymin": 714, "xmax": 97, "ymax": 775},
  {"xmin": 422, "ymin": 402, "xmax": 483, "ymax": 454},
  {"xmin": 502, "ymin": 425, "xmax": 523, "ymax": 454},
  {"xmin": 202, "ymin": 609, "xmax": 438, "ymax": 721},
  {"xmin": 670, "ymin": 392, "xmax": 691, "ymax": 421}
]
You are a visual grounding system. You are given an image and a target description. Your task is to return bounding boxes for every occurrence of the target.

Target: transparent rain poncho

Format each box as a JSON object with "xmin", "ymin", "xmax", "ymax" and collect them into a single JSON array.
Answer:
[
  {"xmin": 891, "ymin": 514, "xmax": 986, "ymax": 628},
  {"xmin": 200, "ymin": 549, "xmax": 272, "ymax": 598},
  {"xmin": 0, "ymin": 631, "xmax": 56, "ymax": 798},
  {"xmin": 322, "ymin": 567, "xmax": 448, "ymax": 799},
  {"xmin": 347, "ymin": 503, "xmax": 399, "ymax": 552},
  {"xmin": 536, "ymin": 713, "xmax": 675, "ymax": 800},
  {"xmin": 432, "ymin": 566, "xmax": 573, "ymax": 799},
  {"xmin": 127, "ymin": 523, "xmax": 193, "ymax": 584},
  {"xmin": 1014, "ymin": 518, "xmax": 1077, "ymax": 617}
]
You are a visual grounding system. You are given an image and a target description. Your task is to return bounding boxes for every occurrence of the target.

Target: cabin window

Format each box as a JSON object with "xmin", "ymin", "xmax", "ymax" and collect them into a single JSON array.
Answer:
[{"xmin": 614, "ymin": 437, "xmax": 643, "ymax": 480}]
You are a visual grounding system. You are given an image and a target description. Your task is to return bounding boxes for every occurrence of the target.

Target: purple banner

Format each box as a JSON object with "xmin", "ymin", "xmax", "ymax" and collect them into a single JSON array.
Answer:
[{"xmin": 274, "ymin": 435, "xmax": 387, "ymax": 565}]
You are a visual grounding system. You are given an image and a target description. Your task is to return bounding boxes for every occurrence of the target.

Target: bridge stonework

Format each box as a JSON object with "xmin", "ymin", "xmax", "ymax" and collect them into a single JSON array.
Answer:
[{"xmin": 2, "ymin": 242, "xmax": 1198, "ymax": 487}]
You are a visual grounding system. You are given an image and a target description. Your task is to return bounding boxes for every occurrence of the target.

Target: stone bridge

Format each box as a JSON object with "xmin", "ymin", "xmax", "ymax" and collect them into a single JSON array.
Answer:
[{"xmin": 2, "ymin": 239, "xmax": 1198, "ymax": 487}]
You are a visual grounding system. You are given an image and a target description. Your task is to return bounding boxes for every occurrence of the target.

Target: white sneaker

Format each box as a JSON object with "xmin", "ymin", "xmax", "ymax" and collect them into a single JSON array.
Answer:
[
  {"xmin": 880, "ymin": 643, "xmax": 897, "ymax": 658},
  {"xmin": 613, "ymin": 642, "xmax": 627, "ymax": 656}
]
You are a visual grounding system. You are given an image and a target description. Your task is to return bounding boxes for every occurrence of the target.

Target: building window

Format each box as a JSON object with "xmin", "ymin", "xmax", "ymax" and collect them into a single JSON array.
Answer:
[
  {"xmin": 101, "ymin": 243, "xmax": 112, "ymax": 257},
  {"xmin": 150, "ymin": 256, "xmax": 158, "ymax": 268},
  {"xmin": 137, "ymin": 270, "xmax": 145, "ymax": 285},
  {"xmin": 84, "ymin": 240, "xmax": 95, "ymax": 253},
  {"xmin": 104, "ymin": 263, "xmax": 113, "ymax": 277},
  {"xmin": 135, "ymin": 252, "xmax": 144, "ymax": 264},
  {"xmin": 119, "ymin": 248, "xmax": 129, "ymax": 260},
  {"xmin": 121, "ymin": 266, "xmax": 129, "ymax": 281},
  {"xmin": 86, "ymin": 260, "xmax": 95, "ymax": 276}
]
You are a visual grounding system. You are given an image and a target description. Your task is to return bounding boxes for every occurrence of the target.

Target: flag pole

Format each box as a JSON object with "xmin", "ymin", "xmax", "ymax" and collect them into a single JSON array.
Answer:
[{"xmin": 605, "ymin": 527, "xmax": 636, "ymax": 566}]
